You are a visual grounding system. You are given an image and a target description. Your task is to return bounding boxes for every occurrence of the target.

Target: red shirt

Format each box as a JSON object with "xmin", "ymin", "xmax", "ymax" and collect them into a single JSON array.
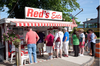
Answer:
[
  {"xmin": 45, "ymin": 34, "xmax": 54, "ymax": 46},
  {"xmin": 25, "ymin": 30, "xmax": 39, "ymax": 44}
]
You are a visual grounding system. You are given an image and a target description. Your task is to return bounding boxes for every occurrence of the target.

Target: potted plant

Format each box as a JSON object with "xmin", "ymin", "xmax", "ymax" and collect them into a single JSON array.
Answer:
[
  {"xmin": 12, "ymin": 38, "xmax": 21, "ymax": 48},
  {"xmin": 2, "ymin": 30, "xmax": 21, "ymax": 48}
]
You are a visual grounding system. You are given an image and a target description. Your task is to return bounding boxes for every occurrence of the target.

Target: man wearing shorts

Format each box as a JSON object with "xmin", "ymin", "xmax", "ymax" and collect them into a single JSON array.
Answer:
[
  {"xmin": 37, "ymin": 31, "xmax": 45, "ymax": 57},
  {"xmin": 55, "ymin": 28, "xmax": 64, "ymax": 58},
  {"xmin": 45, "ymin": 31, "xmax": 54, "ymax": 59}
]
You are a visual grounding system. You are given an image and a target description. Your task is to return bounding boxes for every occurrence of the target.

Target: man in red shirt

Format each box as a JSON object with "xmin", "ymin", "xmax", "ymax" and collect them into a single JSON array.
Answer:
[
  {"xmin": 25, "ymin": 27, "xmax": 39, "ymax": 63},
  {"xmin": 45, "ymin": 31, "xmax": 54, "ymax": 59}
]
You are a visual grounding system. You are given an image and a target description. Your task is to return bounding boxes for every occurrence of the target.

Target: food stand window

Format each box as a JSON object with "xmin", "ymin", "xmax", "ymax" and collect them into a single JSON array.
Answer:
[
  {"xmin": 13, "ymin": 27, "xmax": 23, "ymax": 35},
  {"xmin": 13, "ymin": 27, "xmax": 18, "ymax": 34},
  {"xmin": 18, "ymin": 27, "xmax": 23, "ymax": 35}
]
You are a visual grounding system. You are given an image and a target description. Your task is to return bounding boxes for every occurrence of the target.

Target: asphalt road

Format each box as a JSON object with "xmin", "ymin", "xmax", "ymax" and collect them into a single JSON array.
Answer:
[{"xmin": 91, "ymin": 57, "xmax": 99, "ymax": 66}]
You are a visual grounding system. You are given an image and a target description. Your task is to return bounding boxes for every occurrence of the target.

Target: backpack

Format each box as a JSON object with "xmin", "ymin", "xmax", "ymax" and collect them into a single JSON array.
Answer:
[{"xmin": 56, "ymin": 33, "xmax": 61, "ymax": 42}]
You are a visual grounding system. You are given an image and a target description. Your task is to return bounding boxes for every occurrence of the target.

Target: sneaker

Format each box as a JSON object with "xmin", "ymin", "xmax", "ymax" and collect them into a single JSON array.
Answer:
[
  {"xmin": 64, "ymin": 55, "xmax": 68, "ymax": 57},
  {"xmin": 79, "ymin": 53, "xmax": 81, "ymax": 56},
  {"xmin": 47, "ymin": 56, "xmax": 50, "ymax": 60},
  {"xmin": 30, "ymin": 63, "xmax": 33, "ymax": 64},
  {"xmin": 55, "ymin": 56, "xmax": 59, "ymax": 58},
  {"xmin": 50, "ymin": 58, "xmax": 53, "ymax": 60},
  {"xmin": 42, "ymin": 55, "xmax": 44, "ymax": 57},
  {"xmin": 80, "ymin": 54, "xmax": 84, "ymax": 56},
  {"xmin": 49, "ymin": 56, "xmax": 52, "ymax": 59},
  {"xmin": 34, "ymin": 62, "xmax": 37, "ymax": 63}
]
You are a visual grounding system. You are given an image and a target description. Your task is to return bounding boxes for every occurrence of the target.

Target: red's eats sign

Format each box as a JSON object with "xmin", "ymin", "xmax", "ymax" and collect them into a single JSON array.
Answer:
[{"xmin": 25, "ymin": 7, "xmax": 62, "ymax": 20}]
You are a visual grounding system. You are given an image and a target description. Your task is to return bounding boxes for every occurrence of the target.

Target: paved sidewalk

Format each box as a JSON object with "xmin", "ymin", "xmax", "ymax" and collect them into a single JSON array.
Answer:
[
  {"xmin": 25, "ymin": 55, "xmax": 93, "ymax": 66},
  {"xmin": 0, "ymin": 50, "xmax": 94, "ymax": 66},
  {"xmin": 26, "ymin": 58, "xmax": 80, "ymax": 66}
]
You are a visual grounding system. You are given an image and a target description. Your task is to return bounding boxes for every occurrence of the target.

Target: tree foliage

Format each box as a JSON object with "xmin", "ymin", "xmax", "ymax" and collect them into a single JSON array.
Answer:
[{"xmin": 0, "ymin": 0, "xmax": 80, "ymax": 22}]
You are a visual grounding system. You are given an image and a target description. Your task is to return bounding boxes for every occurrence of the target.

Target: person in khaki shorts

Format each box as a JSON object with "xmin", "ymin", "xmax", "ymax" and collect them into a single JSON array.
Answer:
[{"xmin": 37, "ymin": 31, "xmax": 45, "ymax": 57}]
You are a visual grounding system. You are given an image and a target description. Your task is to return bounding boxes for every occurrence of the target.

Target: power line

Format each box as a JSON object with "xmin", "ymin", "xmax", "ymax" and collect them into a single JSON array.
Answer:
[{"xmin": 8, "ymin": 0, "xmax": 19, "ymax": 17}]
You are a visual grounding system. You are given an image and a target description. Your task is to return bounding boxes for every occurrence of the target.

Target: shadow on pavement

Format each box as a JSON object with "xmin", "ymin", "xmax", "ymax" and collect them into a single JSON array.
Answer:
[{"xmin": 0, "ymin": 61, "xmax": 14, "ymax": 66}]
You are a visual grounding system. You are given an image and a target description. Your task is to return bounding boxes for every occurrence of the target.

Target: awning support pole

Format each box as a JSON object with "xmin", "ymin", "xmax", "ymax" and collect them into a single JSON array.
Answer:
[{"xmin": 4, "ymin": 24, "xmax": 8, "ymax": 61}]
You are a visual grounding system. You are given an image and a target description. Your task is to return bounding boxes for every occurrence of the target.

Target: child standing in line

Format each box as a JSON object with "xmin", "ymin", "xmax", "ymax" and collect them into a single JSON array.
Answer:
[{"xmin": 78, "ymin": 29, "xmax": 85, "ymax": 56}]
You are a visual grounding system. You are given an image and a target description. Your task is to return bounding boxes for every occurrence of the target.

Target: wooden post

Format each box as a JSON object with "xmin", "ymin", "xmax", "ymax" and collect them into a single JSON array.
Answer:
[
  {"xmin": 15, "ymin": 43, "xmax": 21, "ymax": 66},
  {"xmin": 5, "ymin": 41, "xmax": 8, "ymax": 61},
  {"xmin": 18, "ymin": 44, "xmax": 21, "ymax": 65},
  {"xmin": 15, "ymin": 47, "xmax": 19, "ymax": 66}
]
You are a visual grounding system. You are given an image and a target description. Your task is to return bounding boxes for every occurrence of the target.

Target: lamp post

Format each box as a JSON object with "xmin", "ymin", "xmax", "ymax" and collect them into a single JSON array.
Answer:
[{"xmin": 74, "ymin": 8, "xmax": 83, "ymax": 17}]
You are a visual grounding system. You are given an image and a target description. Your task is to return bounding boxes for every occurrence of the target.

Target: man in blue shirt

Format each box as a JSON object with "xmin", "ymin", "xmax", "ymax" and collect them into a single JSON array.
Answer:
[
  {"xmin": 88, "ymin": 29, "xmax": 97, "ymax": 56},
  {"xmin": 63, "ymin": 27, "xmax": 69, "ymax": 57},
  {"xmin": 37, "ymin": 31, "xmax": 45, "ymax": 57}
]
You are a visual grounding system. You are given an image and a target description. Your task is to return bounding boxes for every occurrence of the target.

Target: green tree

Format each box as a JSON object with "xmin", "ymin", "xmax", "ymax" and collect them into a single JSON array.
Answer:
[
  {"xmin": 74, "ymin": 17, "xmax": 81, "ymax": 25},
  {"xmin": 0, "ymin": 0, "xmax": 80, "ymax": 22}
]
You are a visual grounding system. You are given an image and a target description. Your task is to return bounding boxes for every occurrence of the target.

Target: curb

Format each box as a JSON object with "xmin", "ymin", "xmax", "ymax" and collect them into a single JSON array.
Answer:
[{"xmin": 81, "ymin": 57, "xmax": 94, "ymax": 66}]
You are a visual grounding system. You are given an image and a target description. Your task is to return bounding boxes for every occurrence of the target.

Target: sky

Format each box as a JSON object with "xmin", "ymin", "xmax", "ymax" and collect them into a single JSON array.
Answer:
[
  {"xmin": 0, "ymin": 0, "xmax": 99, "ymax": 24},
  {"xmin": 72, "ymin": 0, "xmax": 99, "ymax": 24}
]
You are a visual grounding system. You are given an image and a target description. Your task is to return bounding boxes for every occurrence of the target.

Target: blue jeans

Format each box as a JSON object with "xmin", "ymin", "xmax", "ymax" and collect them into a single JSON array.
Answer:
[{"xmin": 27, "ymin": 44, "xmax": 37, "ymax": 63}]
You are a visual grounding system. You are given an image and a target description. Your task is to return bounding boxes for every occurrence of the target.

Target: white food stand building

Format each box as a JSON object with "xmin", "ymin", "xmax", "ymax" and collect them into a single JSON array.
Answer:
[{"xmin": 0, "ymin": 7, "xmax": 77, "ymax": 62}]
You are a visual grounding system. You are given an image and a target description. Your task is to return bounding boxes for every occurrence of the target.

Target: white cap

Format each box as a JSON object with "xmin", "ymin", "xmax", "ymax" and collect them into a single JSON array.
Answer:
[{"xmin": 63, "ymin": 27, "xmax": 67, "ymax": 31}]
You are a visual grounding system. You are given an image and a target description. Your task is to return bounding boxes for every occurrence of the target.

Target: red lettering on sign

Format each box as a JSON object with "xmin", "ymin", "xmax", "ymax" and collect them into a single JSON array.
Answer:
[
  {"xmin": 27, "ymin": 9, "xmax": 33, "ymax": 17},
  {"xmin": 34, "ymin": 11, "xmax": 38, "ymax": 17},
  {"xmin": 39, "ymin": 11, "xmax": 43, "ymax": 18},
  {"xmin": 51, "ymin": 12, "xmax": 56, "ymax": 19},
  {"xmin": 45, "ymin": 12, "xmax": 49, "ymax": 18},
  {"xmin": 51, "ymin": 12, "xmax": 61, "ymax": 19}
]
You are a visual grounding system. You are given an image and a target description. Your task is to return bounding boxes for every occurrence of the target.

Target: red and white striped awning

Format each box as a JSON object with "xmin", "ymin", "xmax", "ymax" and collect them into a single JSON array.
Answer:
[{"xmin": 10, "ymin": 21, "xmax": 77, "ymax": 27}]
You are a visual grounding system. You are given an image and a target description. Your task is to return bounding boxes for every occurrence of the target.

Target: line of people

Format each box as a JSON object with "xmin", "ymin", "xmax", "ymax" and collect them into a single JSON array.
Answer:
[
  {"xmin": 71, "ymin": 29, "xmax": 97, "ymax": 57},
  {"xmin": 25, "ymin": 27, "xmax": 97, "ymax": 63},
  {"xmin": 45, "ymin": 28, "xmax": 69, "ymax": 59}
]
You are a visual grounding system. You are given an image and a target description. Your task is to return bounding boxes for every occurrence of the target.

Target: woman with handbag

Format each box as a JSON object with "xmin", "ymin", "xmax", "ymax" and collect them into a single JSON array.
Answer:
[
  {"xmin": 55, "ymin": 28, "xmax": 64, "ymax": 58},
  {"xmin": 45, "ymin": 31, "xmax": 54, "ymax": 59}
]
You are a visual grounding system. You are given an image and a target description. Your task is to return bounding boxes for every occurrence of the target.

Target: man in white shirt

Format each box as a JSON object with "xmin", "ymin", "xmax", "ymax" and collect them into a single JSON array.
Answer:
[{"xmin": 55, "ymin": 28, "xmax": 64, "ymax": 58}]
